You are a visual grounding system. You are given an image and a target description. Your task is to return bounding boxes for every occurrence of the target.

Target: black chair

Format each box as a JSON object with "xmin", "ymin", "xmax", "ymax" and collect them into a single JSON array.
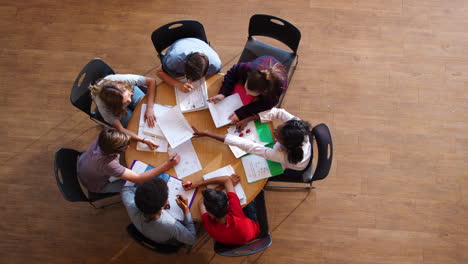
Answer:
[
  {"xmin": 238, "ymin": 14, "xmax": 301, "ymax": 107},
  {"xmin": 127, "ymin": 223, "xmax": 183, "ymax": 254},
  {"xmin": 214, "ymin": 190, "xmax": 272, "ymax": 256},
  {"xmin": 151, "ymin": 20, "xmax": 209, "ymax": 60},
  {"xmin": 266, "ymin": 123, "xmax": 333, "ymax": 189},
  {"xmin": 54, "ymin": 148, "xmax": 120, "ymax": 208},
  {"xmin": 70, "ymin": 58, "xmax": 114, "ymax": 127}
]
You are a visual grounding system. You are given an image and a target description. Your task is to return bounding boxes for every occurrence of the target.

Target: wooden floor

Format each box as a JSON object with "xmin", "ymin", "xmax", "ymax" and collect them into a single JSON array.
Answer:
[{"xmin": 1, "ymin": 0, "xmax": 468, "ymax": 263}]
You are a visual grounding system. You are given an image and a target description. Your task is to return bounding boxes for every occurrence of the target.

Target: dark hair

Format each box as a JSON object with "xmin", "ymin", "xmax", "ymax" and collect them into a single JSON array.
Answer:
[
  {"xmin": 98, "ymin": 128, "xmax": 131, "ymax": 155},
  {"xmin": 135, "ymin": 177, "xmax": 168, "ymax": 216},
  {"xmin": 279, "ymin": 119, "xmax": 311, "ymax": 164},
  {"xmin": 246, "ymin": 67, "xmax": 283, "ymax": 102},
  {"xmin": 202, "ymin": 188, "xmax": 228, "ymax": 218},
  {"xmin": 185, "ymin": 52, "xmax": 209, "ymax": 81},
  {"xmin": 98, "ymin": 81, "xmax": 133, "ymax": 118}
]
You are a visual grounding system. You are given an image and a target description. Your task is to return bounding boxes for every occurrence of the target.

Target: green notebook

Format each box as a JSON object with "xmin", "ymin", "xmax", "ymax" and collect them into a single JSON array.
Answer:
[
  {"xmin": 254, "ymin": 120, "xmax": 274, "ymax": 143},
  {"xmin": 254, "ymin": 121, "xmax": 283, "ymax": 176}
]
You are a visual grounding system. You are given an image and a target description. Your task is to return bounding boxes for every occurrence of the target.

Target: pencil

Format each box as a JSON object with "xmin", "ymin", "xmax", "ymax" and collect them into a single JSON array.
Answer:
[{"xmin": 178, "ymin": 197, "xmax": 188, "ymax": 208}]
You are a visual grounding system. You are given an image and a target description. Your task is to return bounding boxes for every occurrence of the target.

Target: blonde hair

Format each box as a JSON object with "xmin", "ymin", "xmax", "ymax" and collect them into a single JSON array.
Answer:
[{"xmin": 89, "ymin": 79, "xmax": 133, "ymax": 118}]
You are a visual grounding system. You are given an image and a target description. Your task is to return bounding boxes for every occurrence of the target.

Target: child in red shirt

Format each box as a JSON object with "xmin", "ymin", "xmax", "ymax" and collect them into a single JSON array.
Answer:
[{"xmin": 183, "ymin": 175, "xmax": 260, "ymax": 245}]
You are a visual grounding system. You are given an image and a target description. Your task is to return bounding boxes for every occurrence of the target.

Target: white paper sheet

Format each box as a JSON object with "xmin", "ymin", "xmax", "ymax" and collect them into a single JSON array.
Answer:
[
  {"xmin": 175, "ymin": 77, "xmax": 209, "ymax": 113},
  {"xmin": 226, "ymin": 121, "xmax": 264, "ymax": 158},
  {"xmin": 137, "ymin": 104, "xmax": 168, "ymax": 152},
  {"xmin": 241, "ymin": 154, "xmax": 273, "ymax": 183},
  {"xmin": 157, "ymin": 106, "xmax": 194, "ymax": 148},
  {"xmin": 141, "ymin": 104, "xmax": 172, "ymax": 138},
  {"xmin": 168, "ymin": 140, "xmax": 202, "ymax": 179},
  {"xmin": 202, "ymin": 165, "xmax": 247, "ymax": 205},
  {"xmin": 208, "ymin": 93, "xmax": 243, "ymax": 128},
  {"xmin": 166, "ymin": 176, "xmax": 197, "ymax": 221},
  {"xmin": 130, "ymin": 160, "xmax": 148, "ymax": 174}
]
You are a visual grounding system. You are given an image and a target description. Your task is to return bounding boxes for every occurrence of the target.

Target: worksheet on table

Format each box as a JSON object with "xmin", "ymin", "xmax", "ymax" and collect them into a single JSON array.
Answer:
[
  {"xmin": 137, "ymin": 104, "xmax": 168, "ymax": 152},
  {"xmin": 208, "ymin": 93, "xmax": 243, "ymax": 128},
  {"xmin": 241, "ymin": 154, "xmax": 272, "ymax": 183},
  {"xmin": 175, "ymin": 77, "xmax": 208, "ymax": 113},
  {"xmin": 141, "ymin": 104, "xmax": 171, "ymax": 139},
  {"xmin": 157, "ymin": 106, "xmax": 194, "ymax": 149},
  {"xmin": 168, "ymin": 140, "xmax": 202, "ymax": 179},
  {"xmin": 166, "ymin": 176, "xmax": 197, "ymax": 221}
]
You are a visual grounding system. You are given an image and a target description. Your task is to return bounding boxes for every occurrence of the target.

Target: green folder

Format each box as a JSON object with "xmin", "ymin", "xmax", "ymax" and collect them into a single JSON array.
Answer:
[
  {"xmin": 253, "ymin": 121, "xmax": 284, "ymax": 176},
  {"xmin": 264, "ymin": 143, "xmax": 284, "ymax": 176},
  {"xmin": 254, "ymin": 120, "xmax": 274, "ymax": 143}
]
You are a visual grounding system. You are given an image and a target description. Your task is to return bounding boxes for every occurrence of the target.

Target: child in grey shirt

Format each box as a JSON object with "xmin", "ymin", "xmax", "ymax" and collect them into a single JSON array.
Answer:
[{"xmin": 121, "ymin": 177, "xmax": 196, "ymax": 245}]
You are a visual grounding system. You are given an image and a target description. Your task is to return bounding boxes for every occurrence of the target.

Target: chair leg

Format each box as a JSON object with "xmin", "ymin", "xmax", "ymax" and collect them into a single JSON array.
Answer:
[
  {"xmin": 264, "ymin": 180, "xmax": 315, "ymax": 190},
  {"xmin": 264, "ymin": 185, "xmax": 313, "ymax": 190}
]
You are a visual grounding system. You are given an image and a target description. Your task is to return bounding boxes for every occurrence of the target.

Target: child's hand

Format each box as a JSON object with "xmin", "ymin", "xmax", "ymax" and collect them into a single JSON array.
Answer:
[
  {"xmin": 176, "ymin": 81, "xmax": 193, "ymax": 93},
  {"xmin": 168, "ymin": 153, "xmax": 180, "ymax": 167},
  {"xmin": 176, "ymin": 195, "xmax": 190, "ymax": 213},
  {"xmin": 228, "ymin": 113, "xmax": 240, "ymax": 124},
  {"xmin": 192, "ymin": 126, "xmax": 207, "ymax": 137},
  {"xmin": 230, "ymin": 174, "xmax": 241, "ymax": 185},
  {"xmin": 208, "ymin": 94, "xmax": 225, "ymax": 104},
  {"xmin": 235, "ymin": 119, "xmax": 249, "ymax": 131},
  {"xmin": 182, "ymin": 181, "xmax": 195, "ymax": 190},
  {"xmin": 144, "ymin": 139, "xmax": 159, "ymax": 150},
  {"xmin": 144, "ymin": 107, "xmax": 156, "ymax": 128}
]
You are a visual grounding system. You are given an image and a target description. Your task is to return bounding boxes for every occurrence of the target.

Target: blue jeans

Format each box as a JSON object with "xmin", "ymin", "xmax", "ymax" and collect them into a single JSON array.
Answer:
[
  {"xmin": 120, "ymin": 86, "xmax": 145, "ymax": 128},
  {"xmin": 101, "ymin": 179, "xmax": 125, "ymax": 193}
]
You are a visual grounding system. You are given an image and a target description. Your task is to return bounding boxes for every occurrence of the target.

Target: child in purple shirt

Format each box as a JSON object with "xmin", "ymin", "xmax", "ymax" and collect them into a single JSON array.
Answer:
[{"xmin": 78, "ymin": 128, "xmax": 179, "ymax": 193}]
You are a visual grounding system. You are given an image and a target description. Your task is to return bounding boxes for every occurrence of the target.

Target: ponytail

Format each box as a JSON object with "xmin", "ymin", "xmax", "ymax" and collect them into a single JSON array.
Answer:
[
  {"xmin": 288, "ymin": 146, "xmax": 304, "ymax": 164},
  {"xmin": 280, "ymin": 119, "xmax": 311, "ymax": 164},
  {"xmin": 247, "ymin": 61, "xmax": 286, "ymax": 103}
]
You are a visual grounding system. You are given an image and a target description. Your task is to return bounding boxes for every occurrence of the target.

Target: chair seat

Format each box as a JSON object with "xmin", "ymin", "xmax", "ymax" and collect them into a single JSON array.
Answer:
[
  {"xmin": 127, "ymin": 224, "xmax": 182, "ymax": 254},
  {"xmin": 88, "ymin": 192, "xmax": 119, "ymax": 202},
  {"xmin": 238, "ymin": 38, "xmax": 296, "ymax": 71},
  {"xmin": 214, "ymin": 234, "xmax": 272, "ymax": 257},
  {"xmin": 268, "ymin": 174, "xmax": 304, "ymax": 183}
]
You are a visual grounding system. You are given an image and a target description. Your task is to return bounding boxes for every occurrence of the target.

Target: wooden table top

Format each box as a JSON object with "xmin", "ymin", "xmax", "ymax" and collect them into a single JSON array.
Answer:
[{"xmin": 125, "ymin": 73, "xmax": 267, "ymax": 220}]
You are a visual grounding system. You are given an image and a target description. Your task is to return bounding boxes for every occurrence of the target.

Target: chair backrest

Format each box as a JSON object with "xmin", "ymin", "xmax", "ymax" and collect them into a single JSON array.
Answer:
[
  {"xmin": 70, "ymin": 58, "xmax": 115, "ymax": 116},
  {"xmin": 126, "ymin": 223, "xmax": 181, "ymax": 254},
  {"xmin": 248, "ymin": 14, "xmax": 301, "ymax": 53},
  {"xmin": 151, "ymin": 20, "xmax": 208, "ymax": 57},
  {"xmin": 54, "ymin": 148, "xmax": 89, "ymax": 202},
  {"xmin": 214, "ymin": 190, "xmax": 272, "ymax": 256},
  {"xmin": 311, "ymin": 123, "xmax": 333, "ymax": 182}
]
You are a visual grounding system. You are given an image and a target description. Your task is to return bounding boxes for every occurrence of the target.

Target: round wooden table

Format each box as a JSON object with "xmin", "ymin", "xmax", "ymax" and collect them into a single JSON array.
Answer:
[{"xmin": 125, "ymin": 73, "xmax": 267, "ymax": 220}]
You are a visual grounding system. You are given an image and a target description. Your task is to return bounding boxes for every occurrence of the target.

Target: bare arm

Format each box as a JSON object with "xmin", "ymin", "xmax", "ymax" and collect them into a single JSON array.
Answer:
[
  {"xmin": 192, "ymin": 126, "xmax": 226, "ymax": 142},
  {"xmin": 183, "ymin": 174, "xmax": 240, "ymax": 192},
  {"xmin": 198, "ymin": 199, "xmax": 207, "ymax": 215},
  {"xmin": 113, "ymin": 121, "xmax": 158, "ymax": 150},
  {"xmin": 156, "ymin": 65, "xmax": 193, "ymax": 92},
  {"xmin": 143, "ymin": 77, "xmax": 157, "ymax": 127},
  {"xmin": 121, "ymin": 154, "xmax": 180, "ymax": 184},
  {"xmin": 235, "ymin": 113, "xmax": 259, "ymax": 131}
]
